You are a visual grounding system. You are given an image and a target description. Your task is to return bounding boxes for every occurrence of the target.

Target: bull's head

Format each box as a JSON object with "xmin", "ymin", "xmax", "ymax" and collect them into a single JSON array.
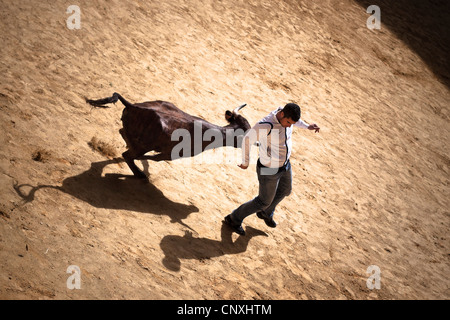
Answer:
[
  {"xmin": 225, "ymin": 104, "xmax": 251, "ymax": 130},
  {"xmin": 224, "ymin": 104, "xmax": 251, "ymax": 148}
]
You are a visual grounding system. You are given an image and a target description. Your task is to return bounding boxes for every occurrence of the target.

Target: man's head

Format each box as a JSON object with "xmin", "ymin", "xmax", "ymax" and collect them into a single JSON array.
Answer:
[{"xmin": 278, "ymin": 103, "xmax": 301, "ymax": 127}]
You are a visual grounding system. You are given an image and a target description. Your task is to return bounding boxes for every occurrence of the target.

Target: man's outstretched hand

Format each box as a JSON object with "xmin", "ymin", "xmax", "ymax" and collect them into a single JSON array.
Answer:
[{"xmin": 308, "ymin": 124, "xmax": 320, "ymax": 133}]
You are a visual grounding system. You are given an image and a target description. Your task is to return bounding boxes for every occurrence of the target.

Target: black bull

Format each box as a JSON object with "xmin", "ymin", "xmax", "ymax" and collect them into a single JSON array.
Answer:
[{"xmin": 86, "ymin": 93, "xmax": 251, "ymax": 178}]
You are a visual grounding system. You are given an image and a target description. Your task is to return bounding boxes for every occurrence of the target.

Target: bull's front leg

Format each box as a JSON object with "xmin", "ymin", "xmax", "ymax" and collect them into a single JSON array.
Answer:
[{"xmin": 122, "ymin": 150, "xmax": 147, "ymax": 179}]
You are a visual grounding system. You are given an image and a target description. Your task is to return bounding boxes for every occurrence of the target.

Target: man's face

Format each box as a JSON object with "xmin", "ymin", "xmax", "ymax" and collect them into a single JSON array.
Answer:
[{"xmin": 279, "ymin": 112, "xmax": 297, "ymax": 128}]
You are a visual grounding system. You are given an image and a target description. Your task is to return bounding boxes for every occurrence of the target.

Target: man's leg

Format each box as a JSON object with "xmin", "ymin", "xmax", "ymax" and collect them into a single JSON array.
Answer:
[
  {"xmin": 230, "ymin": 166, "xmax": 281, "ymax": 225},
  {"xmin": 260, "ymin": 164, "xmax": 292, "ymax": 220}
]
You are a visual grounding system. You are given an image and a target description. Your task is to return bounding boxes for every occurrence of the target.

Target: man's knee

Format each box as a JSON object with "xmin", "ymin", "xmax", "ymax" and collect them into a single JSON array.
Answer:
[{"xmin": 254, "ymin": 196, "xmax": 272, "ymax": 210}]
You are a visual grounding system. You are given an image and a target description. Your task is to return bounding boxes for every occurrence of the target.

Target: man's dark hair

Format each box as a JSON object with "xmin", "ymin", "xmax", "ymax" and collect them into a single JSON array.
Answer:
[{"xmin": 282, "ymin": 103, "xmax": 301, "ymax": 122}]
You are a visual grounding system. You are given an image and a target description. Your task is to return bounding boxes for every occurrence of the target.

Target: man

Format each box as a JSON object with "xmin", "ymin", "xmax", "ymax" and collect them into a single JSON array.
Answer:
[{"xmin": 224, "ymin": 103, "xmax": 320, "ymax": 235}]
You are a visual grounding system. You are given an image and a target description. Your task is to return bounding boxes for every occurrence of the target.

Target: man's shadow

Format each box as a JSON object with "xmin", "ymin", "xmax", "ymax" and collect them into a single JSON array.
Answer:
[
  {"xmin": 160, "ymin": 221, "xmax": 268, "ymax": 271},
  {"xmin": 13, "ymin": 159, "xmax": 199, "ymax": 229}
]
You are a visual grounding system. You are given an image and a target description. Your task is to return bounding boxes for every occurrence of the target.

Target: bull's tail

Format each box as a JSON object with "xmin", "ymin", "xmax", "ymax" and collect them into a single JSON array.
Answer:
[{"xmin": 86, "ymin": 92, "xmax": 135, "ymax": 109}]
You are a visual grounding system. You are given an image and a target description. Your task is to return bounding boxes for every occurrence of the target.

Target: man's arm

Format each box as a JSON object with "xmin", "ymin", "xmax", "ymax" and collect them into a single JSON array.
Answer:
[
  {"xmin": 239, "ymin": 122, "xmax": 272, "ymax": 169},
  {"xmin": 295, "ymin": 119, "xmax": 320, "ymax": 133}
]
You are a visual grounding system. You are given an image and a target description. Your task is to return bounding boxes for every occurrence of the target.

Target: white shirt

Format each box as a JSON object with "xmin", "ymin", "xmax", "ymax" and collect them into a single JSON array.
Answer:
[{"xmin": 241, "ymin": 107, "xmax": 309, "ymax": 168}]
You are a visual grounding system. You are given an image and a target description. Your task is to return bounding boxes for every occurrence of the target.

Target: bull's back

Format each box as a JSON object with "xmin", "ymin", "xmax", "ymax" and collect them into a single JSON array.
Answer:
[{"xmin": 120, "ymin": 100, "xmax": 200, "ymax": 152}]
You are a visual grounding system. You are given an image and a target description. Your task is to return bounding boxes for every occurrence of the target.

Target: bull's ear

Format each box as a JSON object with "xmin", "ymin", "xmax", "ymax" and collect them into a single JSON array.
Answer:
[{"xmin": 225, "ymin": 110, "xmax": 234, "ymax": 122}]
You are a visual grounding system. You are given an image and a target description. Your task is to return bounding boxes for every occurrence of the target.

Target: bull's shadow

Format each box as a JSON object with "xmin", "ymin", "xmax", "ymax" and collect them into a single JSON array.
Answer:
[
  {"xmin": 14, "ymin": 159, "xmax": 199, "ymax": 228},
  {"xmin": 160, "ymin": 222, "xmax": 268, "ymax": 271}
]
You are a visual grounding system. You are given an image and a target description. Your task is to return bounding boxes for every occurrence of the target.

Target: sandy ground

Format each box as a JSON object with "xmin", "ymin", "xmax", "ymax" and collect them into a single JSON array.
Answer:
[{"xmin": 0, "ymin": 0, "xmax": 449, "ymax": 300}]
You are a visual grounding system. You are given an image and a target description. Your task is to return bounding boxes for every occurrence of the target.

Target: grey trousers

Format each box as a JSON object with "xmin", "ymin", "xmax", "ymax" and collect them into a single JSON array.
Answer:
[{"xmin": 230, "ymin": 162, "xmax": 292, "ymax": 225}]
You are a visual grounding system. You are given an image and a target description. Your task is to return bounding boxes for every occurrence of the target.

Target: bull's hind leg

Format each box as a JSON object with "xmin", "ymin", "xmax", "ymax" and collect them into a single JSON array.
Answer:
[{"xmin": 122, "ymin": 149, "xmax": 147, "ymax": 179}]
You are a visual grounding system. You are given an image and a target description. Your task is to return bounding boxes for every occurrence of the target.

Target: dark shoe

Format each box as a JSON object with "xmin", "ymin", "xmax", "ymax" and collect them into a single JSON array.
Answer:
[
  {"xmin": 256, "ymin": 211, "xmax": 277, "ymax": 228},
  {"xmin": 224, "ymin": 215, "xmax": 246, "ymax": 236}
]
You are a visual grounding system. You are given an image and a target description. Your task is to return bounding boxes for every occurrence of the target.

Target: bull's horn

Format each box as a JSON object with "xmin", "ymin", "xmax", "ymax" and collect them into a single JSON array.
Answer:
[{"xmin": 233, "ymin": 103, "xmax": 247, "ymax": 113}]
